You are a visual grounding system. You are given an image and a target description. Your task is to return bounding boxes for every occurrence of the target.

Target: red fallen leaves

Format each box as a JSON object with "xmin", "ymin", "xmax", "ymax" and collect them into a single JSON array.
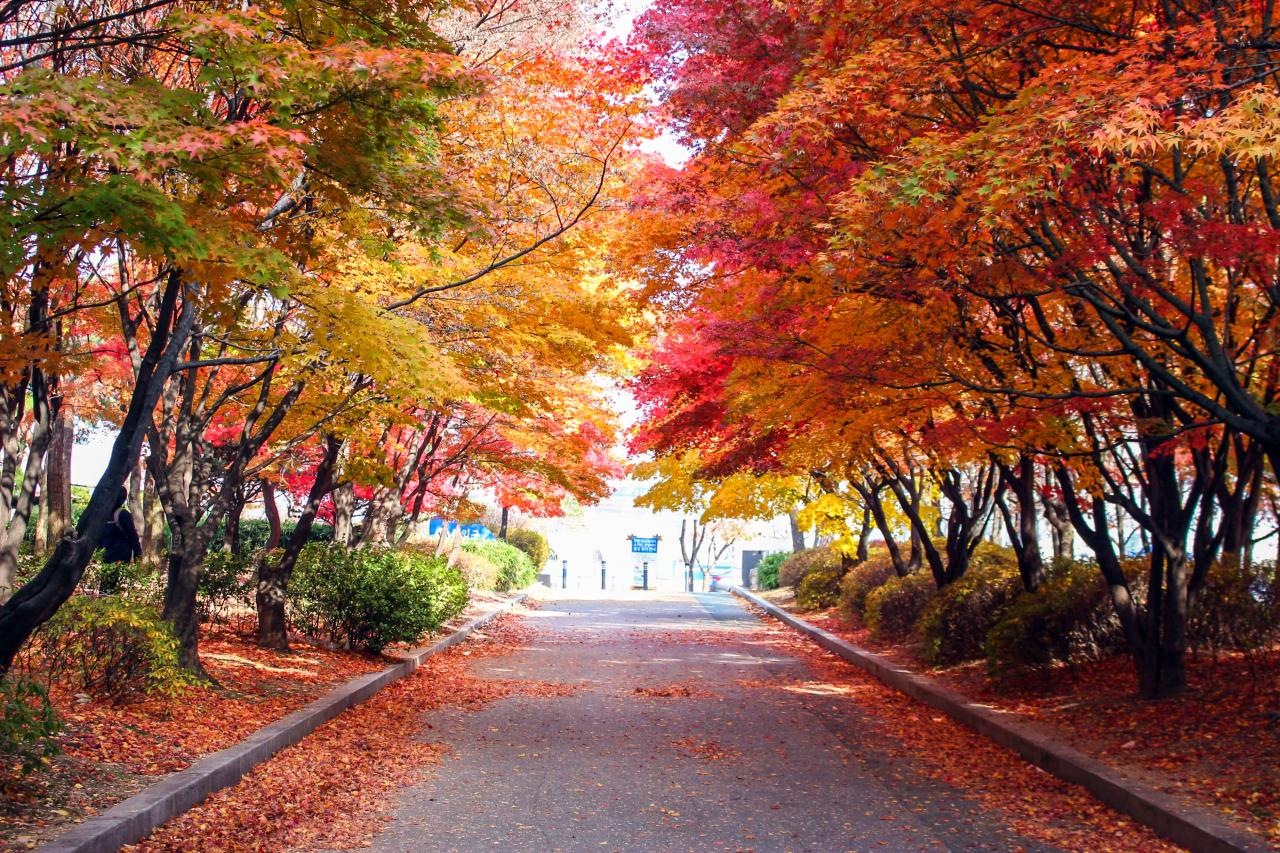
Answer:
[
  {"xmin": 633, "ymin": 685, "xmax": 719, "ymax": 698},
  {"xmin": 797, "ymin": 605, "xmax": 1280, "ymax": 846},
  {"xmin": 57, "ymin": 629, "xmax": 388, "ymax": 777},
  {"xmin": 122, "ymin": 612, "xmax": 558, "ymax": 853},
  {"xmin": 739, "ymin": 604, "xmax": 1189, "ymax": 853},
  {"xmin": 669, "ymin": 737, "xmax": 738, "ymax": 762}
]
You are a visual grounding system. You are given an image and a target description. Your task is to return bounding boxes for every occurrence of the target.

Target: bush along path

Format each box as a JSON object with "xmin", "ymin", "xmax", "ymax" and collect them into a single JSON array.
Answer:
[{"xmin": 30, "ymin": 597, "xmax": 530, "ymax": 853}]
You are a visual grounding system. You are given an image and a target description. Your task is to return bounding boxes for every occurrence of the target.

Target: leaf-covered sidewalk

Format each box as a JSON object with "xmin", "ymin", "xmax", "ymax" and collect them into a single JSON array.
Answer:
[
  {"xmin": 0, "ymin": 593, "xmax": 519, "ymax": 852},
  {"xmin": 757, "ymin": 594, "xmax": 1280, "ymax": 849}
]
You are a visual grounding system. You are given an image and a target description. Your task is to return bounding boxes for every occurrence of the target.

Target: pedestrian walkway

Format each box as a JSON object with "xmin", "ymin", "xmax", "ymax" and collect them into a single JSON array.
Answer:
[{"xmin": 330, "ymin": 592, "xmax": 1059, "ymax": 853}]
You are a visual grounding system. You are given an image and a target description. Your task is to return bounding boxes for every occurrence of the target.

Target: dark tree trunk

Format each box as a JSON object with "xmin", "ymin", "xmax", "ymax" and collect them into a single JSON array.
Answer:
[
  {"xmin": 1040, "ymin": 490, "xmax": 1074, "ymax": 561},
  {"xmin": 996, "ymin": 456, "xmax": 1046, "ymax": 592},
  {"xmin": 850, "ymin": 477, "xmax": 908, "ymax": 577},
  {"xmin": 0, "ymin": 270, "xmax": 190, "ymax": 674},
  {"xmin": 855, "ymin": 507, "xmax": 871, "ymax": 563},
  {"xmin": 162, "ymin": 531, "xmax": 205, "ymax": 674},
  {"xmin": 257, "ymin": 436, "xmax": 341, "ymax": 650},
  {"xmin": 141, "ymin": 464, "xmax": 165, "ymax": 563},
  {"xmin": 499, "ymin": 505, "xmax": 509, "ymax": 539},
  {"xmin": 223, "ymin": 483, "xmax": 244, "ymax": 553},
  {"xmin": 261, "ymin": 480, "xmax": 282, "ymax": 551},
  {"xmin": 788, "ymin": 510, "xmax": 805, "ymax": 552}
]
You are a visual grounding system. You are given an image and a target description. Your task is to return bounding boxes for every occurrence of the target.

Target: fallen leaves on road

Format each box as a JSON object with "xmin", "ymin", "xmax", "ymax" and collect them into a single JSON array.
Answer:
[
  {"xmin": 633, "ymin": 685, "xmax": 718, "ymax": 699},
  {"xmin": 669, "ymin": 737, "xmax": 739, "ymax": 762},
  {"xmin": 794, "ymin": 603, "xmax": 1280, "ymax": 846},
  {"xmin": 122, "ymin": 613, "xmax": 539, "ymax": 853},
  {"xmin": 0, "ymin": 629, "xmax": 389, "ymax": 850},
  {"xmin": 739, "ymin": 601, "xmax": 1190, "ymax": 853},
  {"xmin": 60, "ymin": 631, "xmax": 387, "ymax": 777}
]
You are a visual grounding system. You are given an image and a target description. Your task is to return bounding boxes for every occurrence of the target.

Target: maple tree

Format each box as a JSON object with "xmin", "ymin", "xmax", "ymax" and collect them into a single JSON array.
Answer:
[
  {"xmin": 621, "ymin": 0, "xmax": 1280, "ymax": 699},
  {"xmin": 0, "ymin": 0, "xmax": 640, "ymax": 673}
]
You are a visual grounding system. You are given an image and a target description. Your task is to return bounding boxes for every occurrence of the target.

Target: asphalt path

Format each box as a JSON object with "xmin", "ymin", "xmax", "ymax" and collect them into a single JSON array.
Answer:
[{"xmin": 333, "ymin": 591, "xmax": 1061, "ymax": 853}]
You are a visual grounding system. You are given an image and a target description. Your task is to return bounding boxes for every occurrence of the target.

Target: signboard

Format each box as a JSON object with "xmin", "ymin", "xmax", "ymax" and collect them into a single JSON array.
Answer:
[
  {"xmin": 630, "ymin": 536, "xmax": 659, "ymax": 554},
  {"xmin": 427, "ymin": 519, "xmax": 496, "ymax": 540}
]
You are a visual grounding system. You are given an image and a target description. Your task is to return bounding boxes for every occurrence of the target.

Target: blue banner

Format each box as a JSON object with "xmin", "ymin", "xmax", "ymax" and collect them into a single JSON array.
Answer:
[
  {"xmin": 427, "ymin": 519, "xmax": 496, "ymax": 540},
  {"xmin": 630, "ymin": 536, "xmax": 659, "ymax": 554}
]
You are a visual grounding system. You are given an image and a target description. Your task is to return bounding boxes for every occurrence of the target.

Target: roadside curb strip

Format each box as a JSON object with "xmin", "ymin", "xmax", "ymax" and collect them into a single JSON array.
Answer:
[
  {"xmin": 39, "ymin": 593, "xmax": 529, "ymax": 853},
  {"xmin": 731, "ymin": 587, "xmax": 1272, "ymax": 853}
]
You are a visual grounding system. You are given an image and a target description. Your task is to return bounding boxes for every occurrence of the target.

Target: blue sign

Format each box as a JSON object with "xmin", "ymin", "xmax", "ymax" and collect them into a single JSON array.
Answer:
[
  {"xmin": 427, "ymin": 519, "xmax": 496, "ymax": 540},
  {"xmin": 630, "ymin": 536, "xmax": 659, "ymax": 554}
]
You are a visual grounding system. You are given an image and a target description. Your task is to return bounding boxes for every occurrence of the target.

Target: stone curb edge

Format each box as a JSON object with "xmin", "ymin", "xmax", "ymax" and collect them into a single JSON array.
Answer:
[
  {"xmin": 38, "ymin": 593, "xmax": 530, "ymax": 853},
  {"xmin": 730, "ymin": 586, "xmax": 1273, "ymax": 853}
]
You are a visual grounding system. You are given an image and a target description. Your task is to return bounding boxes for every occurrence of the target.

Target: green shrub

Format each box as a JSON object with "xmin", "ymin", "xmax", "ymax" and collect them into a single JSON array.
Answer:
[
  {"xmin": 918, "ymin": 547, "xmax": 1021, "ymax": 665},
  {"xmin": 206, "ymin": 519, "xmax": 334, "ymax": 555},
  {"xmin": 505, "ymin": 529, "xmax": 550, "ymax": 570},
  {"xmin": 757, "ymin": 552, "xmax": 788, "ymax": 590},
  {"xmin": 290, "ymin": 545, "xmax": 468, "ymax": 653},
  {"xmin": 985, "ymin": 560, "xmax": 1124, "ymax": 678},
  {"xmin": 1189, "ymin": 559, "xmax": 1279, "ymax": 656},
  {"xmin": 778, "ymin": 545, "xmax": 839, "ymax": 588},
  {"xmin": 198, "ymin": 550, "xmax": 253, "ymax": 624},
  {"xmin": 838, "ymin": 553, "xmax": 896, "ymax": 617},
  {"xmin": 80, "ymin": 555, "xmax": 162, "ymax": 603},
  {"xmin": 0, "ymin": 677, "xmax": 61, "ymax": 774},
  {"xmin": 462, "ymin": 540, "xmax": 537, "ymax": 592},
  {"xmin": 25, "ymin": 597, "xmax": 189, "ymax": 705},
  {"xmin": 797, "ymin": 564, "xmax": 844, "ymax": 610},
  {"xmin": 454, "ymin": 549, "xmax": 500, "ymax": 591},
  {"xmin": 865, "ymin": 571, "xmax": 935, "ymax": 640}
]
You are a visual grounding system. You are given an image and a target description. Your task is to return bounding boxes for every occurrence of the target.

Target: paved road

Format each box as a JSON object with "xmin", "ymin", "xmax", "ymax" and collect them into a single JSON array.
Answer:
[{"xmin": 339, "ymin": 592, "xmax": 1059, "ymax": 853}]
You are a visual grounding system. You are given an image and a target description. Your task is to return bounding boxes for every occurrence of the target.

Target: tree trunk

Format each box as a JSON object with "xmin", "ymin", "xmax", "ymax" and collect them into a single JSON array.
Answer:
[
  {"xmin": 852, "ymin": 478, "xmax": 907, "ymax": 577},
  {"xmin": 332, "ymin": 480, "xmax": 354, "ymax": 550},
  {"xmin": 1040, "ymin": 491, "xmax": 1074, "ymax": 561},
  {"xmin": 223, "ymin": 483, "xmax": 244, "ymax": 553},
  {"xmin": 996, "ymin": 456, "xmax": 1046, "ymax": 592},
  {"xmin": 0, "ymin": 269, "xmax": 190, "ymax": 672},
  {"xmin": 258, "ymin": 436, "xmax": 341, "ymax": 650},
  {"xmin": 43, "ymin": 406, "xmax": 73, "ymax": 547},
  {"xmin": 141, "ymin": 465, "xmax": 165, "ymax": 563},
  {"xmin": 35, "ymin": 457, "xmax": 48, "ymax": 553},
  {"xmin": 788, "ymin": 510, "xmax": 805, "ymax": 551},
  {"xmin": 855, "ymin": 507, "xmax": 871, "ymax": 563},
  {"xmin": 499, "ymin": 505, "xmax": 509, "ymax": 539},
  {"xmin": 128, "ymin": 450, "xmax": 143, "ymax": 529},
  {"xmin": 162, "ymin": 528, "xmax": 205, "ymax": 675},
  {"xmin": 261, "ymin": 480, "xmax": 282, "ymax": 551}
]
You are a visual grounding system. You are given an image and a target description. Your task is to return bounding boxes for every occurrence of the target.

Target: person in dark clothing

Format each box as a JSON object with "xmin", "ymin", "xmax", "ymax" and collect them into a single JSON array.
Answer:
[{"xmin": 99, "ymin": 487, "xmax": 143, "ymax": 592}]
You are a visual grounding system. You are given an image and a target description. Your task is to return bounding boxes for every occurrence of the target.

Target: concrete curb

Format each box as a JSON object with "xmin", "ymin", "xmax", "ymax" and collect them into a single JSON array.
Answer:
[
  {"xmin": 39, "ymin": 593, "xmax": 529, "ymax": 853},
  {"xmin": 731, "ymin": 587, "xmax": 1273, "ymax": 853}
]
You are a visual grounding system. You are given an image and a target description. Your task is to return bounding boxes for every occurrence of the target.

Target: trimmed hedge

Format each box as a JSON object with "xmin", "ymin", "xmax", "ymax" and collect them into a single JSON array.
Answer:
[
  {"xmin": 22, "ymin": 596, "xmax": 190, "ymax": 705},
  {"xmin": 797, "ymin": 564, "xmax": 844, "ymax": 609},
  {"xmin": 985, "ymin": 560, "xmax": 1125, "ymax": 678},
  {"xmin": 838, "ymin": 553, "xmax": 896, "ymax": 617},
  {"xmin": 462, "ymin": 539, "xmax": 537, "ymax": 592},
  {"xmin": 779, "ymin": 545, "xmax": 839, "ymax": 588},
  {"xmin": 506, "ymin": 529, "xmax": 550, "ymax": 570},
  {"xmin": 290, "ymin": 545, "xmax": 468, "ymax": 652},
  {"xmin": 918, "ymin": 546, "xmax": 1021, "ymax": 665},
  {"xmin": 865, "ymin": 571, "xmax": 935, "ymax": 640}
]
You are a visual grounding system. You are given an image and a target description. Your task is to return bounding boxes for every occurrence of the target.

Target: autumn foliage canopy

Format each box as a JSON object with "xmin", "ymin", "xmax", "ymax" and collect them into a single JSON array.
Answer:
[{"xmin": 621, "ymin": 0, "xmax": 1280, "ymax": 698}]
